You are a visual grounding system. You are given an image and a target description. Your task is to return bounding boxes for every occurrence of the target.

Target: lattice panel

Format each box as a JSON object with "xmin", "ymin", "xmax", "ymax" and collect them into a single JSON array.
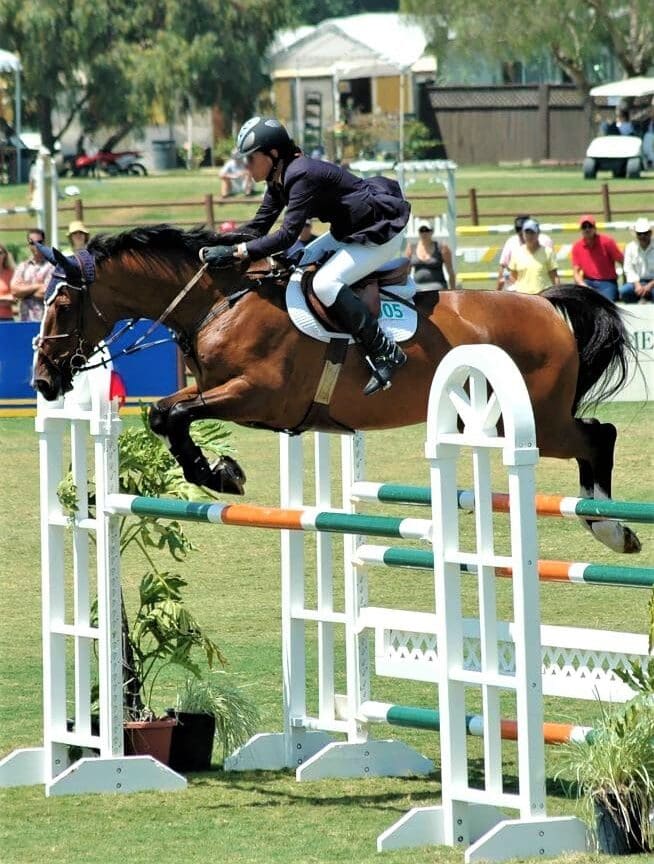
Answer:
[{"xmin": 382, "ymin": 628, "xmax": 645, "ymax": 702}]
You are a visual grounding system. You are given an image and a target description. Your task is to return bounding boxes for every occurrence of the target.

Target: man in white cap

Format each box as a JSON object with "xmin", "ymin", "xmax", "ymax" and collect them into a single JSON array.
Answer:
[{"xmin": 620, "ymin": 217, "xmax": 654, "ymax": 303}]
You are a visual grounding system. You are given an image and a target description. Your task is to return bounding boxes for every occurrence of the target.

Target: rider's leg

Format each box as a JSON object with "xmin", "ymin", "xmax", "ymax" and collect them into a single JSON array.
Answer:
[{"xmin": 313, "ymin": 233, "xmax": 407, "ymax": 395}]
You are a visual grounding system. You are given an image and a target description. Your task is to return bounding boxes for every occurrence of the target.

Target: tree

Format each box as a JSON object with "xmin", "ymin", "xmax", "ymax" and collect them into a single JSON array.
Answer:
[
  {"xmin": 293, "ymin": 0, "xmax": 398, "ymax": 26},
  {"xmin": 401, "ymin": 0, "xmax": 653, "ymax": 96},
  {"xmin": 0, "ymin": 0, "xmax": 293, "ymax": 151}
]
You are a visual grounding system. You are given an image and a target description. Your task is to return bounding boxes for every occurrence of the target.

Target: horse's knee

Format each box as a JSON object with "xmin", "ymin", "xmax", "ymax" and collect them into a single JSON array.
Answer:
[{"xmin": 149, "ymin": 402, "xmax": 169, "ymax": 436}]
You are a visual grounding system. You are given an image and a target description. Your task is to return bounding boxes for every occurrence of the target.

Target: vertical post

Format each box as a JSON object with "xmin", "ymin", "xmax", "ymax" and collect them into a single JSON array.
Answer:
[
  {"xmin": 15, "ymin": 66, "xmax": 22, "ymax": 185},
  {"xmin": 314, "ymin": 433, "xmax": 335, "ymax": 725},
  {"xmin": 92, "ymin": 393, "xmax": 125, "ymax": 760},
  {"xmin": 468, "ymin": 187, "xmax": 479, "ymax": 225},
  {"xmin": 280, "ymin": 434, "xmax": 307, "ymax": 766},
  {"xmin": 294, "ymin": 76, "xmax": 303, "ymax": 147},
  {"xmin": 74, "ymin": 198, "xmax": 84, "ymax": 221},
  {"xmin": 446, "ymin": 165, "xmax": 457, "ymax": 267},
  {"xmin": 341, "ymin": 433, "xmax": 369, "ymax": 744},
  {"xmin": 538, "ymin": 84, "xmax": 550, "ymax": 161},
  {"xmin": 204, "ymin": 193, "xmax": 215, "ymax": 230},
  {"xmin": 601, "ymin": 183, "xmax": 612, "ymax": 222}
]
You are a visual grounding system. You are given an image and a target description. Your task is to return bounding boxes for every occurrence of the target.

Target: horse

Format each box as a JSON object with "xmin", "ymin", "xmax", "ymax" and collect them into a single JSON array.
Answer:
[{"xmin": 32, "ymin": 224, "xmax": 641, "ymax": 555}]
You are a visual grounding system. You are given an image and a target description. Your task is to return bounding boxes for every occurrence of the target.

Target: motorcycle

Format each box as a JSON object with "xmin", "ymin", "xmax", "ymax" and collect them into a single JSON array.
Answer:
[{"xmin": 73, "ymin": 149, "xmax": 148, "ymax": 177}]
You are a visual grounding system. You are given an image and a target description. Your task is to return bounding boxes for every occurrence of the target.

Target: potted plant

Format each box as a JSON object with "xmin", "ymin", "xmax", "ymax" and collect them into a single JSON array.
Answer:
[
  {"xmin": 59, "ymin": 407, "xmax": 234, "ymax": 765},
  {"xmin": 168, "ymin": 673, "xmax": 260, "ymax": 773},
  {"xmin": 557, "ymin": 660, "xmax": 654, "ymax": 855}
]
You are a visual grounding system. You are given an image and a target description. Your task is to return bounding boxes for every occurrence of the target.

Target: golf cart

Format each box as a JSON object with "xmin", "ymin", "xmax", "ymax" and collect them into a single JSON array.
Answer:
[{"xmin": 583, "ymin": 76, "xmax": 654, "ymax": 180}]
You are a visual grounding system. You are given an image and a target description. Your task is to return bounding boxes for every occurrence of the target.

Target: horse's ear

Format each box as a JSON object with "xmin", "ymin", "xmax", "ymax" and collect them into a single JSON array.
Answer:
[
  {"xmin": 35, "ymin": 242, "xmax": 57, "ymax": 265},
  {"xmin": 52, "ymin": 247, "xmax": 81, "ymax": 283}
]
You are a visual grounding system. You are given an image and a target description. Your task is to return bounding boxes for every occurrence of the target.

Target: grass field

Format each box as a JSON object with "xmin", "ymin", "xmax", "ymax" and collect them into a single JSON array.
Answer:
[{"xmin": 1, "ymin": 399, "xmax": 653, "ymax": 863}]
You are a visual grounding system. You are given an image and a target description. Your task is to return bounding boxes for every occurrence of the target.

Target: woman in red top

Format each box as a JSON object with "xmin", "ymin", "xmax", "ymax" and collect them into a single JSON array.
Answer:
[{"xmin": 0, "ymin": 244, "xmax": 16, "ymax": 321}]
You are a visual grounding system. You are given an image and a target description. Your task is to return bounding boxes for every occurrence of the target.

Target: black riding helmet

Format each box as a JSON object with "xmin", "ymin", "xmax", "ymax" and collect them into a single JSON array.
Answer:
[{"xmin": 236, "ymin": 116, "xmax": 293, "ymax": 159}]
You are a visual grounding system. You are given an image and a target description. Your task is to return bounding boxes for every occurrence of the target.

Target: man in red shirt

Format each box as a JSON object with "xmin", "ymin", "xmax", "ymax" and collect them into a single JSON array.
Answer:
[{"xmin": 571, "ymin": 214, "xmax": 623, "ymax": 301}]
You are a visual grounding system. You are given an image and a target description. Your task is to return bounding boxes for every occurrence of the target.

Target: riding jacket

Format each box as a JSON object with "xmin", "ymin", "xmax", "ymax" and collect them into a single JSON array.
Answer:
[{"xmin": 240, "ymin": 155, "xmax": 410, "ymax": 261}]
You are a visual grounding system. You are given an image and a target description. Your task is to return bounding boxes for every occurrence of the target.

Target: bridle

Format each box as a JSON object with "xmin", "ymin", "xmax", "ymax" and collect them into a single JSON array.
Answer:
[{"xmin": 34, "ymin": 249, "xmax": 111, "ymax": 375}]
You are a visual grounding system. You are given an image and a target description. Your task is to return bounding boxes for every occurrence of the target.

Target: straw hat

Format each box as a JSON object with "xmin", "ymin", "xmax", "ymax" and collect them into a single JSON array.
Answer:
[{"xmin": 67, "ymin": 220, "xmax": 89, "ymax": 237}]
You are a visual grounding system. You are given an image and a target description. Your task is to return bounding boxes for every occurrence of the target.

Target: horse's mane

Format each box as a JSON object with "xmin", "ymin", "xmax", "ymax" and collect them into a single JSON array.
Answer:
[{"xmin": 87, "ymin": 224, "xmax": 222, "ymax": 267}]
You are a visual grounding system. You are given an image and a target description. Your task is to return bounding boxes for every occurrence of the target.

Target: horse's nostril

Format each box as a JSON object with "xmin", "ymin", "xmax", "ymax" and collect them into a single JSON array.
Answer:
[{"xmin": 33, "ymin": 376, "xmax": 61, "ymax": 402}]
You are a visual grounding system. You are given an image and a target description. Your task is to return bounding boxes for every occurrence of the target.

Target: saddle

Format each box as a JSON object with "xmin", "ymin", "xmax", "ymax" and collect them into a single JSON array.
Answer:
[{"xmin": 300, "ymin": 258, "xmax": 411, "ymax": 333}]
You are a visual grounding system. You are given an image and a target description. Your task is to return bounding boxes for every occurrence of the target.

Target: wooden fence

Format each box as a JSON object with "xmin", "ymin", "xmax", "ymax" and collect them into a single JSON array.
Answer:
[{"xmin": 1, "ymin": 183, "xmax": 653, "ymax": 236}]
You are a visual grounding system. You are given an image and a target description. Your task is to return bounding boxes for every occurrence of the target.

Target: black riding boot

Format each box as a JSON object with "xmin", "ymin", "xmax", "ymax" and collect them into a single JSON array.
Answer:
[{"xmin": 328, "ymin": 286, "xmax": 407, "ymax": 396}]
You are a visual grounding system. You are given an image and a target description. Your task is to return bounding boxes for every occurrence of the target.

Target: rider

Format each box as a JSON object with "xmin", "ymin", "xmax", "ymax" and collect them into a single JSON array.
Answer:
[{"xmin": 200, "ymin": 116, "xmax": 410, "ymax": 395}]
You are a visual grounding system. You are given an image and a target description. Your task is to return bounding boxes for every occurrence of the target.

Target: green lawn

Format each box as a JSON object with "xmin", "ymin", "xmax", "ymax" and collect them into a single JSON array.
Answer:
[{"xmin": 0, "ymin": 400, "xmax": 653, "ymax": 864}]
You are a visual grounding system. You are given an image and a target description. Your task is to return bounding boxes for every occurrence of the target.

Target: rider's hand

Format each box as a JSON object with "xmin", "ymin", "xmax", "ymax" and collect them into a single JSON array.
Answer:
[{"xmin": 200, "ymin": 245, "xmax": 237, "ymax": 268}]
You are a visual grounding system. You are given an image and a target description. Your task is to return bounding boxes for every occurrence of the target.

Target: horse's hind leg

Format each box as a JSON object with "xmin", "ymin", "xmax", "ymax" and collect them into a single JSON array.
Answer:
[
  {"xmin": 574, "ymin": 417, "xmax": 641, "ymax": 553},
  {"xmin": 149, "ymin": 386, "xmax": 246, "ymax": 495}
]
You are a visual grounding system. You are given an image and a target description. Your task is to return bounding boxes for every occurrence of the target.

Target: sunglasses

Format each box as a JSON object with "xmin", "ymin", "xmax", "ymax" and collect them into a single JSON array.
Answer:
[
  {"xmin": 418, "ymin": 227, "xmax": 431, "ymax": 233},
  {"xmin": 580, "ymin": 223, "xmax": 595, "ymax": 230},
  {"xmin": 636, "ymin": 231, "xmax": 651, "ymax": 236}
]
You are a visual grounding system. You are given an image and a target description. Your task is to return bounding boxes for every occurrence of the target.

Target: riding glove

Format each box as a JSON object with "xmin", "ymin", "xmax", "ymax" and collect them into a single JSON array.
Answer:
[{"xmin": 200, "ymin": 245, "xmax": 237, "ymax": 268}]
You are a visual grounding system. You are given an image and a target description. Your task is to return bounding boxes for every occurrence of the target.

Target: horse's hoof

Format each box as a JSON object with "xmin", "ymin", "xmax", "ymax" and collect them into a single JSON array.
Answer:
[
  {"xmin": 623, "ymin": 526, "xmax": 642, "ymax": 554},
  {"xmin": 590, "ymin": 519, "xmax": 642, "ymax": 553},
  {"xmin": 204, "ymin": 457, "xmax": 246, "ymax": 495}
]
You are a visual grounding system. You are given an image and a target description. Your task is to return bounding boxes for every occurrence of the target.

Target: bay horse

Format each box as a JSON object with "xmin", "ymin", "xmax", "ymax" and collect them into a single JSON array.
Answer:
[{"xmin": 33, "ymin": 225, "xmax": 641, "ymax": 554}]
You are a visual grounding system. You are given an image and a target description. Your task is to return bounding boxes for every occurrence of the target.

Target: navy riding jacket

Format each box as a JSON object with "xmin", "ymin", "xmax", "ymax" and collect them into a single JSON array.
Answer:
[{"xmin": 241, "ymin": 155, "xmax": 410, "ymax": 261}]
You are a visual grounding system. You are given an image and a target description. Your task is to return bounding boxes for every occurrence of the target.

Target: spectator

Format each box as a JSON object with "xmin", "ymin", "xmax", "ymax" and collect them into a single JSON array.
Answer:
[
  {"xmin": 497, "ymin": 214, "xmax": 553, "ymax": 290},
  {"xmin": 219, "ymin": 150, "xmax": 254, "ymax": 198},
  {"xmin": 286, "ymin": 219, "xmax": 319, "ymax": 263},
  {"xmin": 406, "ymin": 222, "xmax": 456, "ymax": 290},
  {"xmin": 64, "ymin": 220, "xmax": 90, "ymax": 254},
  {"xmin": 10, "ymin": 228, "xmax": 55, "ymax": 322},
  {"xmin": 508, "ymin": 219, "xmax": 559, "ymax": 294},
  {"xmin": 615, "ymin": 106, "xmax": 635, "ymax": 136},
  {"xmin": 619, "ymin": 217, "xmax": 654, "ymax": 303},
  {"xmin": 642, "ymin": 99, "xmax": 654, "ymax": 167},
  {"xmin": 0, "ymin": 243, "xmax": 16, "ymax": 321},
  {"xmin": 571, "ymin": 214, "xmax": 623, "ymax": 302}
]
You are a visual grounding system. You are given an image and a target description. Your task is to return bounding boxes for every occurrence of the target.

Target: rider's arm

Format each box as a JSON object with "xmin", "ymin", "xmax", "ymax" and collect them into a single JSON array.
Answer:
[
  {"xmin": 243, "ymin": 168, "xmax": 313, "ymax": 261},
  {"xmin": 239, "ymin": 186, "xmax": 284, "ymax": 241}
]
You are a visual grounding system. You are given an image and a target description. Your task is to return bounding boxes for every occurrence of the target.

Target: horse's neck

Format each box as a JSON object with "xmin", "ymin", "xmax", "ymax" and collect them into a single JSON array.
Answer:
[{"xmin": 102, "ymin": 263, "xmax": 220, "ymax": 330}]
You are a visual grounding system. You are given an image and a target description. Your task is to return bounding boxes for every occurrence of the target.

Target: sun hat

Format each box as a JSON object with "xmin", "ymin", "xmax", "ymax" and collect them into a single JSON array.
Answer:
[
  {"xmin": 522, "ymin": 218, "xmax": 540, "ymax": 233},
  {"xmin": 579, "ymin": 214, "xmax": 596, "ymax": 228},
  {"xmin": 67, "ymin": 220, "xmax": 89, "ymax": 237},
  {"xmin": 633, "ymin": 217, "xmax": 652, "ymax": 234}
]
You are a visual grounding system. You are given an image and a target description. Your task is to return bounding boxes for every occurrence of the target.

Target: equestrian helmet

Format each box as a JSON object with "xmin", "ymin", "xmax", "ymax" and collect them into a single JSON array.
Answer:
[{"xmin": 236, "ymin": 116, "xmax": 291, "ymax": 158}]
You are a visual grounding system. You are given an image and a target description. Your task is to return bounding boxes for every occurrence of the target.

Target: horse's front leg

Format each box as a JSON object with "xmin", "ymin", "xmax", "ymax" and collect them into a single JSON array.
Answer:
[{"xmin": 149, "ymin": 383, "xmax": 247, "ymax": 495}]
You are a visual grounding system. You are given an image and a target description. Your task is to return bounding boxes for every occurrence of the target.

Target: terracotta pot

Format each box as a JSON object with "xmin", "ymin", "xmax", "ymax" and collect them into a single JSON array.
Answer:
[
  {"xmin": 124, "ymin": 717, "xmax": 177, "ymax": 765},
  {"xmin": 169, "ymin": 712, "xmax": 216, "ymax": 773}
]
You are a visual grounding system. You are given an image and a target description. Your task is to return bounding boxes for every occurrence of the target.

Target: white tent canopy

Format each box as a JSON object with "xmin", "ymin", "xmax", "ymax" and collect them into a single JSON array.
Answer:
[
  {"xmin": 0, "ymin": 48, "xmax": 23, "ymax": 182},
  {"xmin": 589, "ymin": 77, "xmax": 654, "ymax": 99}
]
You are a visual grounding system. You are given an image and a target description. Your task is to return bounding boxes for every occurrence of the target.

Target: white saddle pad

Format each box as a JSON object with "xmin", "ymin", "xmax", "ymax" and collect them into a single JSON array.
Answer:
[{"xmin": 286, "ymin": 270, "xmax": 418, "ymax": 345}]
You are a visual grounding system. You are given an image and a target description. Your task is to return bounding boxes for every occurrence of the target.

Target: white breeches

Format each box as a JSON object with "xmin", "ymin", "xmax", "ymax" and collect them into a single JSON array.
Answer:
[{"xmin": 302, "ymin": 231, "xmax": 406, "ymax": 307}]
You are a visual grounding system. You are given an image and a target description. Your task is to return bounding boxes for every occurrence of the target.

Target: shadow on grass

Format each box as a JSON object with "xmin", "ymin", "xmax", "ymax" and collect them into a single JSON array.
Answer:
[{"xmin": 188, "ymin": 769, "xmax": 439, "ymax": 815}]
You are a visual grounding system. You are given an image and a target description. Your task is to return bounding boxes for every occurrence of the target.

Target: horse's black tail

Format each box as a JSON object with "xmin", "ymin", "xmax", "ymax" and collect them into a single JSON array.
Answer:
[{"xmin": 541, "ymin": 284, "xmax": 636, "ymax": 413}]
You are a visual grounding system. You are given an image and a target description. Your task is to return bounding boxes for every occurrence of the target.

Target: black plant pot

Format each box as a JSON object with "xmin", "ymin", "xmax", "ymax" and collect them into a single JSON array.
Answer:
[
  {"xmin": 595, "ymin": 794, "xmax": 649, "ymax": 855},
  {"xmin": 168, "ymin": 712, "xmax": 216, "ymax": 773}
]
